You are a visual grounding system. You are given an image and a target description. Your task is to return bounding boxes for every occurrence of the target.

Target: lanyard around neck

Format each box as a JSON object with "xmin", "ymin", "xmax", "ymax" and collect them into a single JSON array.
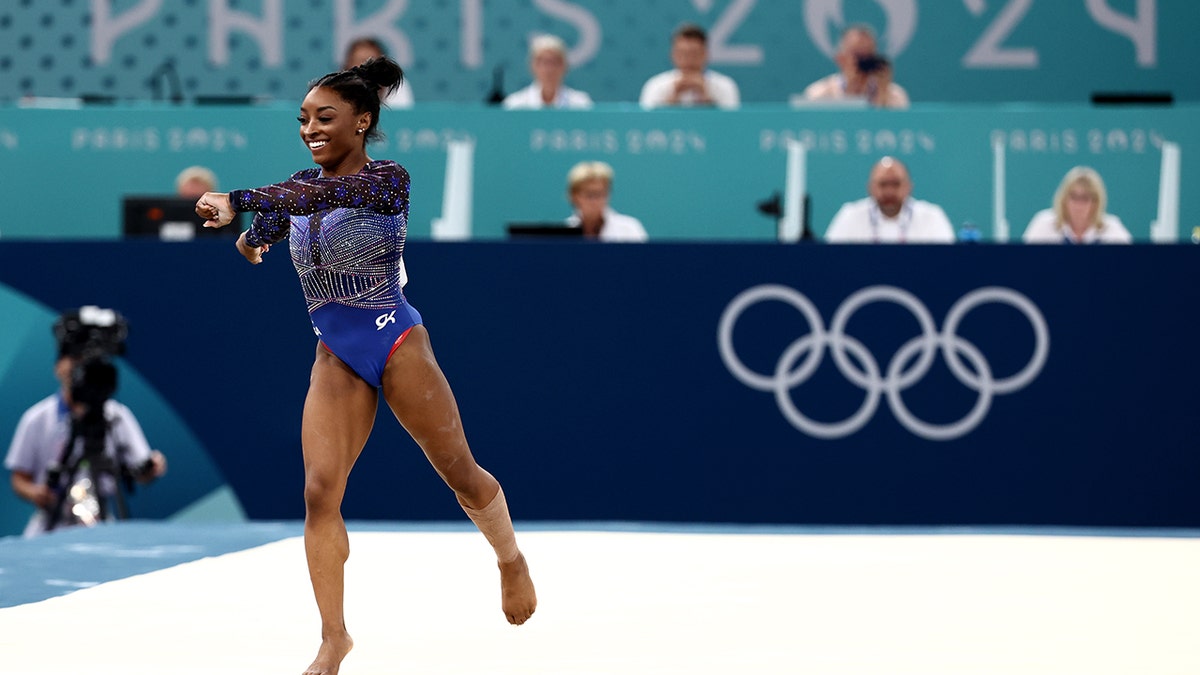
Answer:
[{"xmin": 868, "ymin": 200, "xmax": 913, "ymax": 243}]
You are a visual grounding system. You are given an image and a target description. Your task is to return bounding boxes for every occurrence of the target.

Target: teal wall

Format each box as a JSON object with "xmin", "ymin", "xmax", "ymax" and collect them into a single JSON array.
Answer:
[
  {"xmin": 0, "ymin": 1, "xmax": 1196, "ymax": 104},
  {"xmin": 0, "ymin": 104, "xmax": 1194, "ymax": 242}
]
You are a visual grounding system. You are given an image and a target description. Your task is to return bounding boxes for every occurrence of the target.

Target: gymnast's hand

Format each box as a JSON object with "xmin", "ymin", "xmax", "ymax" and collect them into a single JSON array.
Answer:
[
  {"xmin": 196, "ymin": 192, "xmax": 235, "ymax": 228},
  {"xmin": 236, "ymin": 229, "xmax": 269, "ymax": 265}
]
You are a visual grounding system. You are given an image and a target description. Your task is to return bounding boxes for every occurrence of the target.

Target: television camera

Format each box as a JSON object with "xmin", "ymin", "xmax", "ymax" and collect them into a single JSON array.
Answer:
[{"xmin": 43, "ymin": 306, "xmax": 149, "ymax": 531}]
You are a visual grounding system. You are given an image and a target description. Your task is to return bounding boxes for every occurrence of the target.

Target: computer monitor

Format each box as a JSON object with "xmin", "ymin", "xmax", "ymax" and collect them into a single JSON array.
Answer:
[
  {"xmin": 122, "ymin": 195, "xmax": 245, "ymax": 241},
  {"xmin": 505, "ymin": 222, "xmax": 585, "ymax": 239}
]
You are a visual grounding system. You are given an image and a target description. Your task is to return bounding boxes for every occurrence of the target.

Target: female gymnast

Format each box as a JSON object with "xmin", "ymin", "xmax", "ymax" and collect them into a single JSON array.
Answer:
[{"xmin": 194, "ymin": 57, "xmax": 535, "ymax": 675}]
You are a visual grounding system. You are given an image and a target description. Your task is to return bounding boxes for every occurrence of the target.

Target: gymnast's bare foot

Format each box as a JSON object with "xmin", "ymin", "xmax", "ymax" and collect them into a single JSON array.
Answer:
[
  {"xmin": 500, "ymin": 552, "xmax": 537, "ymax": 625},
  {"xmin": 303, "ymin": 633, "xmax": 353, "ymax": 675}
]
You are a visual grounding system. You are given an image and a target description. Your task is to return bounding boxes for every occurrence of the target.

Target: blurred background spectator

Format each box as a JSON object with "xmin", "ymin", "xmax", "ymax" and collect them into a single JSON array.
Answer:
[
  {"xmin": 565, "ymin": 161, "xmax": 648, "ymax": 242},
  {"xmin": 1023, "ymin": 166, "xmax": 1133, "ymax": 244},
  {"xmin": 639, "ymin": 23, "xmax": 740, "ymax": 109},
  {"xmin": 175, "ymin": 166, "xmax": 218, "ymax": 200},
  {"xmin": 825, "ymin": 157, "xmax": 954, "ymax": 243},
  {"xmin": 503, "ymin": 35, "xmax": 593, "ymax": 110},
  {"xmin": 343, "ymin": 37, "xmax": 414, "ymax": 108},
  {"xmin": 803, "ymin": 24, "xmax": 909, "ymax": 109}
]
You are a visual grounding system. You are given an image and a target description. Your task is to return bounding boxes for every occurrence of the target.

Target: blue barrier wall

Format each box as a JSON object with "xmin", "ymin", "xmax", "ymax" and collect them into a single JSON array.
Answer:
[
  {"xmin": 1, "ymin": 241, "xmax": 1197, "ymax": 536},
  {"xmin": 0, "ymin": 1, "xmax": 1195, "ymax": 104},
  {"xmin": 0, "ymin": 104, "xmax": 1195, "ymax": 242}
]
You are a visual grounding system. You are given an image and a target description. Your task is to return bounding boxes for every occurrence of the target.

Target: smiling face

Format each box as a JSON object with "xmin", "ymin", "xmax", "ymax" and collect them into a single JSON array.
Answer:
[{"xmin": 297, "ymin": 86, "xmax": 371, "ymax": 175}]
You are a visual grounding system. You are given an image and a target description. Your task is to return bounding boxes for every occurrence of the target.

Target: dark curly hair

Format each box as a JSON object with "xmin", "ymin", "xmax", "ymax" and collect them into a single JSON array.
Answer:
[{"xmin": 308, "ymin": 57, "xmax": 405, "ymax": 145}]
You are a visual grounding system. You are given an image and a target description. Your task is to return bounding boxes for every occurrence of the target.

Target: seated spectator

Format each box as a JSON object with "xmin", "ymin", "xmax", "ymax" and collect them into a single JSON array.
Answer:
[
  {"xmin": 804, "ymin": 24, "xmax": 909, "ymax": 109},
  {"xmin": 565, "ymin": 161, "xmax": 648, "ymax": 242},
  {"xmin": 503, "ymin": 35, "xmax": 593, "ymax": 110},
  {"xmin": 825, "ymin": 157, "xmax": 954, "ymax": 243},
  {"xmin": 639, "ymin": 23, "xmax": 739, "ymax": 110},
  {"xmin": 1023, "ymin": 166, "xmax": 1132, "ymax": 244},
  {"xmin": 175, "ymin": 165, "xmax": 218, "ymax": 200},
  {"xmin": 343, "ymin": 37, "xmax": 413, "ymax": 108}
]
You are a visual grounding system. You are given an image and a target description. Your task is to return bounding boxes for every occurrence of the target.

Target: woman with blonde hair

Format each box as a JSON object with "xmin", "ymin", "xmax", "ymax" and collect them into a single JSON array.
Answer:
[
  {"xmin": 1023, "ymin": 166, "xmax": 1132, "ymax": 244},
  {"xmin": 565, "ymin": 161, "xmax": 648, "ymax": 242}
]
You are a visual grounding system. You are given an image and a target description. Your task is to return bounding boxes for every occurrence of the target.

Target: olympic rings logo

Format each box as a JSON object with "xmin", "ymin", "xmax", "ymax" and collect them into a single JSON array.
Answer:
[{"xmin": 717, "ymin": 285, "xmax": 1050, "ymax": 441}]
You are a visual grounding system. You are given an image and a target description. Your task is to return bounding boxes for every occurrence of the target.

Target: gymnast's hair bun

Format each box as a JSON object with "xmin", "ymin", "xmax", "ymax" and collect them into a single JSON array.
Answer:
[{"xmin": 352, "ymin": 57, "xmax": 404, "ymax": 98}]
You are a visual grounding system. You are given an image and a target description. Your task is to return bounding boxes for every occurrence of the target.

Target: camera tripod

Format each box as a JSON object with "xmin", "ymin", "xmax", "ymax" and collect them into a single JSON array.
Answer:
[{"xmin": 43, "ymin": 408, "xmax": 136, "ymax": 533}]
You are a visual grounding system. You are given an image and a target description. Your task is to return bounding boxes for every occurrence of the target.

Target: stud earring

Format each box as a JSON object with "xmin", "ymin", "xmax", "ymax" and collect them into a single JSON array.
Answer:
[{"xmin": 356, "ymin": 128, "xmax": 364, "ymax": 134}]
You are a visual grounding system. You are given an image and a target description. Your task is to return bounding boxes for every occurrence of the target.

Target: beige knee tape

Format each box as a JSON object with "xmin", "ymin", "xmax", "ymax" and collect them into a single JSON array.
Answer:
[{"xmin": 461, "ymin": 487, "xmax": 520, "ymax": 563}]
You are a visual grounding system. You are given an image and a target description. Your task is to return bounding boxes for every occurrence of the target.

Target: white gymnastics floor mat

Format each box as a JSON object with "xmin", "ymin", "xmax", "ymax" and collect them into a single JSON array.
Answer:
[{"xmin": 1, "ymin": 529, "xmax": 1198, "ymax": 674}]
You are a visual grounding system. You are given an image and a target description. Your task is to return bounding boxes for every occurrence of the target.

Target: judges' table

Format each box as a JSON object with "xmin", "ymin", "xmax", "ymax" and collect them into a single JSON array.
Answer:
[{"xmin": 0, "ymin": 240, "xmax": 1196, "ymax": 534}]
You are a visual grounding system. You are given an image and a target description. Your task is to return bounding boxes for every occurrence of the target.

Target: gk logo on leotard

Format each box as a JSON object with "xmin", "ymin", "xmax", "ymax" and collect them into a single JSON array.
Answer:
[
  {"xmin": 717, "ymin": 285, "xmax": 1049, "ymax": 441},
  {"xmin": 375, "ymin": 310, "xmax": 397, "ymax": 331}
]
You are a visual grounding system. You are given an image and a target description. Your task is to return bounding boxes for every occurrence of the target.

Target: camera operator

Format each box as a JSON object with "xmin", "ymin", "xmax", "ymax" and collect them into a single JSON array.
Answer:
[
  {"xmin": 4, "ymin": 307, "xmax": 166, "ymax": 537},
  {"xmin": 803, "ymin": 24, "xmax": 909, "ymax": 109}
]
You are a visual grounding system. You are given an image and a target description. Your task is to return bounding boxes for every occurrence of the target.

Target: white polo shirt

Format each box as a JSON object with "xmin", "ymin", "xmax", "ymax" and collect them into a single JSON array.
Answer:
[
  {"xmin": 825, "ymin": 197, "xmax": 956, "ymax": 243},
  {"xmin": 802, "ymin": 73, "xmax": 910, "ymax": 110},
  {"xmin": 383, "ymin": 82, "xmax": 413, "ymax": 109},
  {"xmin": 503, "ymin": 83, "xmax": 593, "ymax": 110},
  {"xmin": 638, "ymin": 69, "xmax": 740, "ymax": 109},
  {"xmin": 566, "ymin": 208, "xmax": 648, "ymax": 242},
  {"xmin": 1022, "ymin": 209, "xmax": 1133, "ymax": 244}
]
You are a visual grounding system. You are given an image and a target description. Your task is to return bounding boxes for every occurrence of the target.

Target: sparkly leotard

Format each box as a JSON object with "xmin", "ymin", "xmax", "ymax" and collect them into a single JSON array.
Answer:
[{"xmin": 230, "ymin": 160, "xmax": 422, "ymax": 387}]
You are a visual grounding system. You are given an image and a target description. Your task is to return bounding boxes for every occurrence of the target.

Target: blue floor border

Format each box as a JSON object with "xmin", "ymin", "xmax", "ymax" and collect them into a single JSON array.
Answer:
[{"xmin": 3, "ymin": 520, "xmax": 1198, "ymax": 609}]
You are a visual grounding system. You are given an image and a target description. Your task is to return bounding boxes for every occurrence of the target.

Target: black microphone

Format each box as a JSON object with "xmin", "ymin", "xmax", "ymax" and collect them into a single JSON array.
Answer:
[
  {"xmin": 148, "ymin": 60, "xmax": 184, "ymax": 104},
  {"xmin": 485, "ymin": 65, "xmax": 506, "ymax": 106}
]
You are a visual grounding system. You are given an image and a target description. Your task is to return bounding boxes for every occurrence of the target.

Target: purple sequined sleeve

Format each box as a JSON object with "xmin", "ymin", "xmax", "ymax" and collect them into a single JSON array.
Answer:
[
  {"xmin": 243, "ymin": 212, "xmax": 291, "ymax": 248},
  {"xmin": 230, "ymin": 162, "xmax": 410, "ymax": 248}
]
